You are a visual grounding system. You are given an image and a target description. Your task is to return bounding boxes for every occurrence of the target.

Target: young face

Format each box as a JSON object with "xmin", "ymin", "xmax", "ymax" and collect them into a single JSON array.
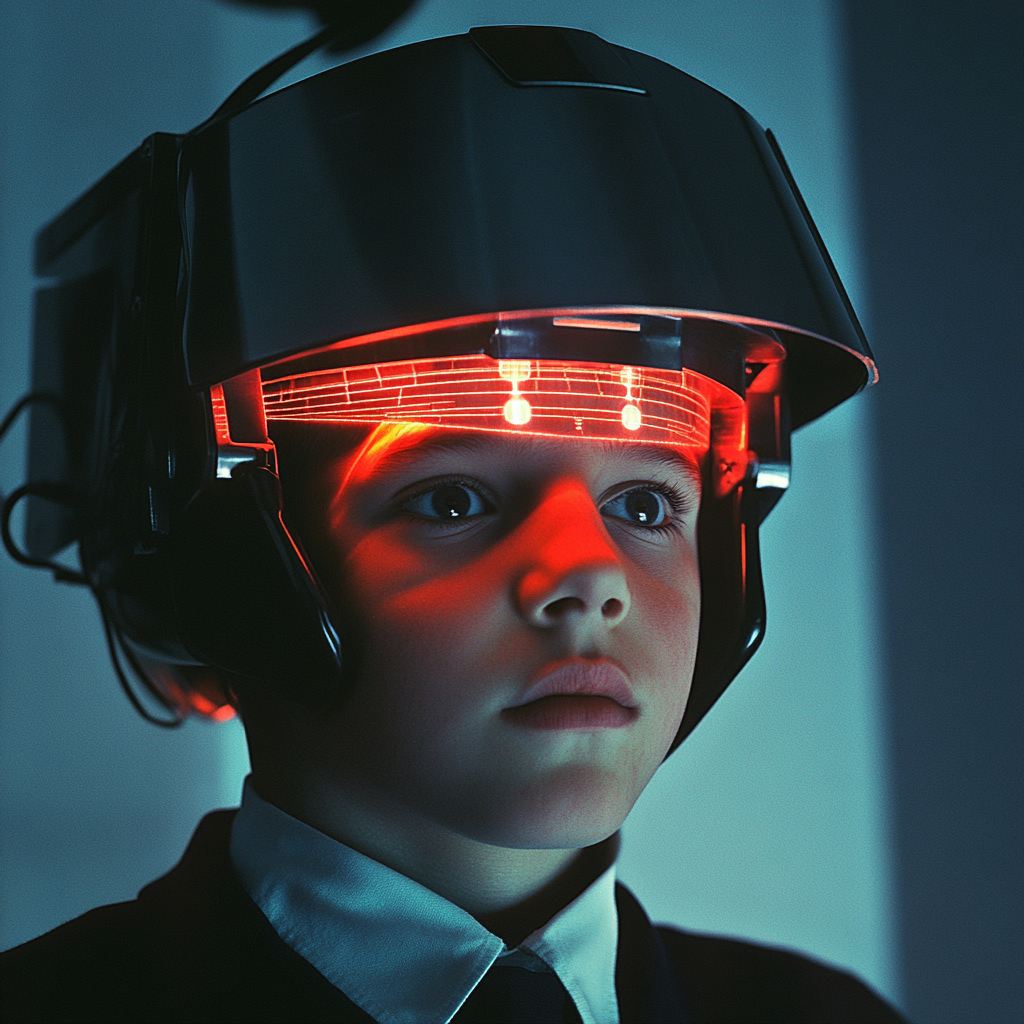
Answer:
[{"xmin": 269, "ymin": 426, "xmax": 702, "ymax": 853}]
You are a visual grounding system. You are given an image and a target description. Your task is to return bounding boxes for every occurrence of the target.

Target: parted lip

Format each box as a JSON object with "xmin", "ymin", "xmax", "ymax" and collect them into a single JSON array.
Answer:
[{"xmin": 508, "ymin": 659, "xmax": 638, "ymax": 709}]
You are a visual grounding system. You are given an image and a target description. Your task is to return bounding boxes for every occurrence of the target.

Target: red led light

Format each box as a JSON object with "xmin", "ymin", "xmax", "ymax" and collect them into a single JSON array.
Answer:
[
  {"xmin": 209, "ymin": 383, "xmax": 231, "ymax": 445},
  {"xmin": 262, "ymin": 354, "xmax": 715, "ymax": 450}
]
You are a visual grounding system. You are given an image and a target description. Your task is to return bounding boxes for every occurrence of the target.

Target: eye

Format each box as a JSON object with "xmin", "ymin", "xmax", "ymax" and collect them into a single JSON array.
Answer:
[
  {"xmin": 602, "ymin": 488, "xmax": 672, "ymax": 528},
  {"xmin": 404, "ymin": 482, "xmax": 492, "ymax": 521}
]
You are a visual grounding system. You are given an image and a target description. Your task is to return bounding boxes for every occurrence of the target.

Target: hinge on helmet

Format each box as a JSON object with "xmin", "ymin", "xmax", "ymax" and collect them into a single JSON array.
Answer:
[{"xmin": 210, "ymin": 369, "xmax": 276, "ymax": 479}]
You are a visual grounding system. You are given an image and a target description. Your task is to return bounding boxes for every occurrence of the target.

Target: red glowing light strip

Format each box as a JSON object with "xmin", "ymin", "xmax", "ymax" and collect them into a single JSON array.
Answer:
[
  {"xmin": 209, "ymin": 384, "xmax": 231, "ymax": 444},
  {"xmin": 263, "ymin": 355, "xmax": 713, "ymax": 449}
]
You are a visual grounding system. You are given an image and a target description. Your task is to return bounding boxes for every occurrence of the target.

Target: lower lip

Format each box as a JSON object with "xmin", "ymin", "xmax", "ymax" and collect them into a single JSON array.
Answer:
[{"xmin": 503, "ymin": 695, "xmax": 637, "ymax": 730}]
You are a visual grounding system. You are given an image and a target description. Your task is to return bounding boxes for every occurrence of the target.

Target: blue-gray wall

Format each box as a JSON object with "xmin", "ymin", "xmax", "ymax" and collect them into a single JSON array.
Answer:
[
  {"xmin": 0, "ymin": 0, "xmax": 250, "ymax": 957},
  {"xmin": 842, "ymin": 5, "xmax": 1023, "ymax": 1022}
]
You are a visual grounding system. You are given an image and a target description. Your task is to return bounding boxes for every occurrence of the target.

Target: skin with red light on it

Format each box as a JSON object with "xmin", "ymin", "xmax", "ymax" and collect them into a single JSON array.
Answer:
[{"xmin": 241, "ymin": 426, "xmax": 702, "ymax": 942}]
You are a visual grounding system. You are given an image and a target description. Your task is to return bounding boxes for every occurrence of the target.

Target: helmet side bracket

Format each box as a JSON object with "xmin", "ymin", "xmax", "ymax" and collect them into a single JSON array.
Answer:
[
  {"xmin": 746, "ymin": 359, "xmax": 791, "ymax": 522},
  {"xmin": 168, "ymin": 366, "xmax": 343, "ymax": 700},
  {"xmin": 674, "ymin": 474, "xmax": 766, "ymax": 749}
]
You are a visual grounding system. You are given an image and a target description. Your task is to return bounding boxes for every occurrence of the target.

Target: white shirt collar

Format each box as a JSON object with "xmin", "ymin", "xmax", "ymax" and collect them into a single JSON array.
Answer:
[{"xmin": 230, "ymin": 780, "xmax": 620, "ymax": 1024}]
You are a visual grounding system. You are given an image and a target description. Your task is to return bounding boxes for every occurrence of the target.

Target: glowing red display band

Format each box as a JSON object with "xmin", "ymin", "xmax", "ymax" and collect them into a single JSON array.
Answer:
[{"xmin": 262, "ymin": 354, "xmax": 714, "ymax": 451}]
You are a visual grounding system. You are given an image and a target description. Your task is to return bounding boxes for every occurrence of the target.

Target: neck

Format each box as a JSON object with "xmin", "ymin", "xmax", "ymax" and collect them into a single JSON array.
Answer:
[
  {"xmin": 249, "ymin": 769, "xmax": 616, "ymax": 946},
  {"xmin": 474, "ymin": 837, "xmax": 618, "ymax": 946}
]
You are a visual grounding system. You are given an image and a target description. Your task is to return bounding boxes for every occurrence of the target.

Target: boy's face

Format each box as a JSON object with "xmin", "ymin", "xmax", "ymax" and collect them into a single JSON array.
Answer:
[{"xmin": 281, "ymin": 426, "xmax": 701, "ymax": 851}]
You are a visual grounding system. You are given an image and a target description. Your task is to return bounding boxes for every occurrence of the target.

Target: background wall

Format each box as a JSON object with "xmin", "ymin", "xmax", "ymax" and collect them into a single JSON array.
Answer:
[
  {"xmin": 842, "ymin": 4, "xmax": 1023, "ymax": 1022},
  {"xmin": 0, "ymin": 0, "xmax": 245, "ymax": 962},
  {"xmin": 1, "ymin": 2, "xmax": 1018, "ymax": 1021}
]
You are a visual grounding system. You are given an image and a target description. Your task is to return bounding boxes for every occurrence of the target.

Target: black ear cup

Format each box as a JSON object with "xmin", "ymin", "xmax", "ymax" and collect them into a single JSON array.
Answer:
[
  {"xmin": 170, "ymin": 465, "xmax": 344, "ymax": 702},
  {"xmin": 673, "ymin": 480, "xmax": 766, "ymax": 750}
]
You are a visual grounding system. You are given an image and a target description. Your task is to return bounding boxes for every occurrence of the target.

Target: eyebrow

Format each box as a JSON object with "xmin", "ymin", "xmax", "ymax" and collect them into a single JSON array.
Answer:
[
  {"xmin": 372, "ymin": 430, "xmax": 703, "ymax": 484},
  {"xmin": 369, "ymin": 430, "xmax": 495, "ymax": 471},
  {"xmin": 600, "ymin": 441, "xmax": 703, "ymax": 484}
]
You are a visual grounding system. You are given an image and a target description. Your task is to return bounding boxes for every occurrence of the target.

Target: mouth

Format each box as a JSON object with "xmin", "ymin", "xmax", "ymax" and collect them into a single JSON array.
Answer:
[{"xmin": 503, "ymin": 659, "xmax": 638, "ymax": 730}]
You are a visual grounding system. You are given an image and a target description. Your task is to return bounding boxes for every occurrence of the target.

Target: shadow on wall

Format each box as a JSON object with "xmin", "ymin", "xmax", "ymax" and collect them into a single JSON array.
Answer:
[{"xmin": 842, "ymin": 2, "xmax": 1024, "ymax": 1023}]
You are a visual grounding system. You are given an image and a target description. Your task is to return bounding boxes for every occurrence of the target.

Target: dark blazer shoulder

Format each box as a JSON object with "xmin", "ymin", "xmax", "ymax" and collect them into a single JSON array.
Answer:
[
  {"xmin": 3, "ymin": 826, "xmax": 905, "ymax": 1024},
  {"xmin": 655, "ymin": 922, "xmax": 906, "ymax": 1024},
  {"xmin": 0, "ymin": 896, "xmax": 156, "ymax": 1023},
  {"xmin": 0, "ymin": 810, "xmax": 373, "ymax": 1024}
]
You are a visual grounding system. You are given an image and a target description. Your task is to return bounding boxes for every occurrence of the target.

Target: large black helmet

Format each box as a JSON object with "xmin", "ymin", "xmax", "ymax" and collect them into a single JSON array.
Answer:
[{"xmin": 9, "ymin": 24, "xmax": 873, "ymax": 746}]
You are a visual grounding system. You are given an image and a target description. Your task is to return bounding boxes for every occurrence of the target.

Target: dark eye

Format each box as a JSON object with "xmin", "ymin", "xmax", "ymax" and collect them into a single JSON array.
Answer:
[
  {"xmin": 405, "ymin": 482, "xmax": 491, "ymax": 521},
  {"xmin": 602, "ymin": 489, "xmax": 671, "ymax": 527}
]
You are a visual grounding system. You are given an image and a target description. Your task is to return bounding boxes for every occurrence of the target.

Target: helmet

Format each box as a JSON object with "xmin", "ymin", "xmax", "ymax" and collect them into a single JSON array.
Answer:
[{"xmin": 7, "ymin": 25, "xmax": 874, "ymax": 747}]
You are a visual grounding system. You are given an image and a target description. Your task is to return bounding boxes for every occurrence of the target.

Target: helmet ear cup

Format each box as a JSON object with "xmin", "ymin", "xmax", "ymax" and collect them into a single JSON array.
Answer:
[
  {"xmin": 672, "ymin": 479, "xmax": 766, "ymax": 751},
  {"xmin": 169, "ymin": 465, "xmax": 343, "ymax": 701}
]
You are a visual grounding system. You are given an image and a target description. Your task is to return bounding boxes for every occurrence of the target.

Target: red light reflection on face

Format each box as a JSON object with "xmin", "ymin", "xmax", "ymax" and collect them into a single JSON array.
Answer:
[
  {"xmin": 296, "ymin": 426, "xmax": 702, "ymax": 852},
  {"xmin": 261, "ymin": 355, "xmax": 713, "ymax": 452},
  {"xmin": 334, "ymin": 422, "xmax": 434, "ymax": 499}
]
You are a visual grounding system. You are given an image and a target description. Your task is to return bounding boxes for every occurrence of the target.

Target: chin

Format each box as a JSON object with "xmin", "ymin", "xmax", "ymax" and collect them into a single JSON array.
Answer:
[{"xmin": 454, "ymin": 764, "xmax": 644, "ymax": 851}]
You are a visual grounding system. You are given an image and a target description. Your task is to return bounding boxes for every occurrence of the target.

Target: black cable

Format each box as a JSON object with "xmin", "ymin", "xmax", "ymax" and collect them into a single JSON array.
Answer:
[
  {"xmin": 1, "ymin": 390, "xmax": 63, "ymax": 509},
  {"xmin": 111, "ymin": 610, "xmax": 186, "ymax": 719},
  {"xmin": 97, "ymin": 596, "xmax": 184, "ymax": 729},
  {"xmin": 2, "ymin": 392, "xmax": 184, "ymax": 725},
  {"xmin": 3, "ymin": 481, "xmax": 184, "ymax": 726},
  {"xmin": 1, "ymin": 483, "xmax": 86, "ymax": 585},
  {"xmin": 191, "ymin": 22, "xmax": 339, "ymax": 135},
  {"xmin": 191, "ymin": 1, "xmax": 419, "ymax": 135},
  {"xmin": 0, "ymin": 391, "xmax": 57, "ymax": 444}
]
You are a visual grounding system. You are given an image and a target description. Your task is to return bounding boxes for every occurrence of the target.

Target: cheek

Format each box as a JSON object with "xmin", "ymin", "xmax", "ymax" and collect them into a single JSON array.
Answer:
[
  {"xmin": 323, "ymin": 531, "xmax": 542, "ymax": 829},
  {"xmin": 623, "ymin": 548, "xmax": 701, "ymax": 746},
  {"xmin": 343, "ymin": 529, "xmax": 502, "ymax": 643},
  {"xmin": 333, "ymin": 529, "xmax": 513, "ymax": 723}
]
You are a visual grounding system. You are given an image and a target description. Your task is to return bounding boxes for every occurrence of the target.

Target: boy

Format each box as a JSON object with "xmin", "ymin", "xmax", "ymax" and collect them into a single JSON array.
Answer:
[{"xmin": 0, "ymin": 20, "xmax": 905, "ymax": 1024}]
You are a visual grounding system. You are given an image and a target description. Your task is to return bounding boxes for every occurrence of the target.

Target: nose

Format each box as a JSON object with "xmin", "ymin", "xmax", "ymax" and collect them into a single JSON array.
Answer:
[{"xmin": 514, "ymin": 481, "xmax": 631, "ymax": 631}]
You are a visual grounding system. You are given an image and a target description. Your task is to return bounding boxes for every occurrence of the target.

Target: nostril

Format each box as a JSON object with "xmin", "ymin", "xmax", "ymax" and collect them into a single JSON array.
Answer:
[
  {"xmin": 601, "ymin": 597, "xmax": 624, "ymax": 619},
  {"xmin": 541, "ymin": 596, "xmax": 585, "ymax": 620}
]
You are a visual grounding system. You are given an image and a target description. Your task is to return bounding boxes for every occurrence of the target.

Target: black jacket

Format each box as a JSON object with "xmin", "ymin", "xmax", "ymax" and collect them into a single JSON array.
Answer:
[{"xmin": 0, "ymin": 812, "xmax": 905, "ymax": 1023}]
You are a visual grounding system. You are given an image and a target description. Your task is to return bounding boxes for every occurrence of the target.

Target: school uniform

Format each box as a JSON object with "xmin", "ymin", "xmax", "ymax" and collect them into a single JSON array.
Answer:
[{"xmin": 0, "ymin": 784, "xmax": 905, "ymax": 1023}]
